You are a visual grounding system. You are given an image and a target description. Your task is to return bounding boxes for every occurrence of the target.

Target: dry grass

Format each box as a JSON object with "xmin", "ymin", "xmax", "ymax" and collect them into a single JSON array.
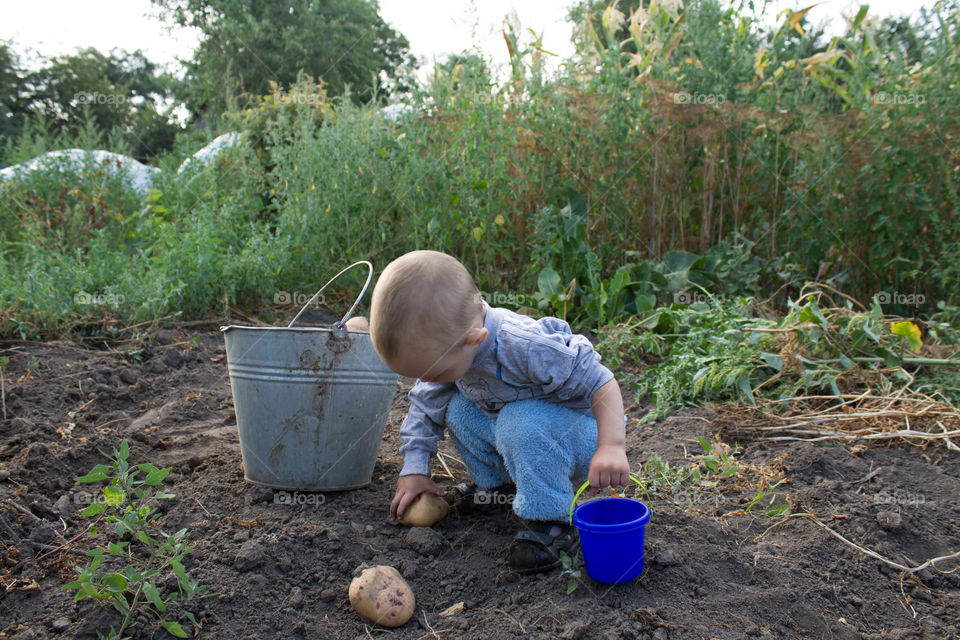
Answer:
[{"xmin": 716, "ymin": 389, "xmax": 960, "ymax": 451}]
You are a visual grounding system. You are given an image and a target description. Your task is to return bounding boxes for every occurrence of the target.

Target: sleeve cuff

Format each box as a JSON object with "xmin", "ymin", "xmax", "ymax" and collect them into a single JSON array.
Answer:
[
  {"xmin": 399, "ymin": 449, "xmax": 432, "ymax": 477},
  {"xmin": 589, "ymin": 366, "xmax": 616, "ymax": 397}
]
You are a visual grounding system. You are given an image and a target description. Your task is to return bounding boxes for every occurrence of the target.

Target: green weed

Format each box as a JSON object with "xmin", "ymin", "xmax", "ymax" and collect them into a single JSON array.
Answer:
[
  {"xmin": 64, "ymin": 440, "xmax": 213, "ymax": 640},
  {"xmin": 559, "ymin": 550, "xmax": 583, "ymax": 595}
]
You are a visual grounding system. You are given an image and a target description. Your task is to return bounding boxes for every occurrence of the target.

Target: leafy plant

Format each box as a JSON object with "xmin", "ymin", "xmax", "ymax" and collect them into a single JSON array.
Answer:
[
  {"xmin": 633, "ymin": 437, "xmax": 791, "ymax": 517},
  {"xmin": 64, "ymin": 440, "xmax": 212, "ymax": 640},
  {"xmin": 559, "ymin": 550, "xmax": 583, "ymax": 595},
  {"xmin": 615, "ymin": 296, "xmax": 774, "ymax": 421},
  {"xmin": 600, "ymin": 286, "xmax": 960, "ymax": 424}
]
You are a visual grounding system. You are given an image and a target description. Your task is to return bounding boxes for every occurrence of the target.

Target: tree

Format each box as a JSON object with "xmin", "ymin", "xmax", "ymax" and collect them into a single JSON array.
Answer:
[
  {"xmin": 0, "ymin": 42, "xmax": 28, "ymax": 145},
  {"xmin": 151, "ymin": 0, "xmax": 413, "ymax": 122},
  {"xmin": 25, "ymin": 48, "xmax": 180, "ymax": 160}
]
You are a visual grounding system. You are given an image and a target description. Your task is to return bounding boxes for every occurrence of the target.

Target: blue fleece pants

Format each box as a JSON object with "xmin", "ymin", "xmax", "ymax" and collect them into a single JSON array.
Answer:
[{"xmin": 445, "ymin": 392, "xmax": 598, "ymax": 521}]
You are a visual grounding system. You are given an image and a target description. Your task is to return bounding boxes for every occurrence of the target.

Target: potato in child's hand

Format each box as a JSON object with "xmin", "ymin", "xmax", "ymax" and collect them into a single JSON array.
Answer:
[
  {"xmin": 349, "ymin": 565, "xmax": 415, "ymax": 627},
  {"xmin": 398, "ymin": 491, "xmax": 449, "ymax": 527}
]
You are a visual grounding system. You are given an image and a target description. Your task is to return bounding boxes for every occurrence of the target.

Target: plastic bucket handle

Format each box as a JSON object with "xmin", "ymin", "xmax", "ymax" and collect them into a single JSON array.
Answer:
[
  {"xmin": 568, "ymin": 474, "xmax": 644, "ymax": 525},
  {"xmin": 286, "ymin": 261, "xmax": 373, "ymax": 334}
]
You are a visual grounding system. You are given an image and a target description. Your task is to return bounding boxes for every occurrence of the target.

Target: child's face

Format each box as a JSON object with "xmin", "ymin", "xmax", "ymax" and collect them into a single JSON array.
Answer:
[
  {"xmin": 387, "ymin": 309, "xmax": 487, "ymax": 383},
  {"xmin": 394, "ymin": 343, "xmax": 479, "ymax": 382},
  {"xmin": 393, "ymin": 337, "xmax": 480, "ymax": 383}
]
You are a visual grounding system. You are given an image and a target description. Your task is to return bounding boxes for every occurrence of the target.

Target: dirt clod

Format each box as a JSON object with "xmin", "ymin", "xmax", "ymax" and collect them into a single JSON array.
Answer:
[
  {"xmin": 403, "ymin": 526, "xmax": 444, "ymax": 557},
  {"xmin": 49, "ymin": 618, "xmax": 70, "ymax": 633},
  {"xmin": 285, "ymin": 586, "xmax": 305, "ymax": 608},
  {"xmin": 653, "ymin": 546, "xmax": 680, "ymax": 566},
  {"xmin": 560, "ymin": 620, "xmax": 590, "ymax": 639},
  {"xmin": 162, "ymin": 348, "xmax": 182, "ymax": 369},
  {"xmin": 876, "ymin": 510, "xmax": 902, "ymax": 531},
  {"xmin": 233, "ymin": 539, "xmax": 266, "ymax": 572},
  {"xmin": 320, "ymin": 588, "xmax": 338, "ymax": 603}
]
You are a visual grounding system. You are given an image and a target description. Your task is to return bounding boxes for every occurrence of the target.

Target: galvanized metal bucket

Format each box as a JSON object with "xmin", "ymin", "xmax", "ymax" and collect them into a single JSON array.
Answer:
[{"xmin": 221, "ymin": 261, "xmax": 398, "ymax": 491}]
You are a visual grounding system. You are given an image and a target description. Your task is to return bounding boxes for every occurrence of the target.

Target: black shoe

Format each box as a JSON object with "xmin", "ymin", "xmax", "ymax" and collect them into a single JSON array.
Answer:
[{"xmin": 508, "ymin": 520, "xmax": 579, "ymax": 574}]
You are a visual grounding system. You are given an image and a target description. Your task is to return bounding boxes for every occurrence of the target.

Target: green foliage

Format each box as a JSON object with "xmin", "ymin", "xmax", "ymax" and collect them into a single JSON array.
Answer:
[
  {"xmin": 0, "ymin": 41, "xmax": 28, "ymax": 144},
  {"xmin": 634, "ymin": 437, "xmax": 790, "ymax": 517},
  {"xmin": 150, "ymin": 0, "xmax": 413, "ymax": 121},
  {"xmin": 558, "ymin": 550, "xmax": 583, "ymax": 595},
  {"xmin": 598, "ymin": 296, "xmax": 774, "ymax": 421},
  {"xmin": 2, "ymin": 46, "xmax": 179, "ymax": 161},
  {"xmin": 2, "ymin": 0, "xmax": 959, "ymax": 337},
  {"xmin": 65, "ymin": 441, "xmax": 213, "ymax": 639},
  {"xmin": 600, "ymin": 292, "xmax": 960, "ymax": 421},
  {"xmin": 224, "ymin": 74, "xmax": 330, "ymax": 172}
]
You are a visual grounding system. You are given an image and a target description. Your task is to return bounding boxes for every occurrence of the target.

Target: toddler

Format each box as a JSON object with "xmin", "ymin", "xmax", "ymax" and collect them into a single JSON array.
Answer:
[{"xmin": 369, "ymin": 250, "xmax": 629, "ymax": 572}]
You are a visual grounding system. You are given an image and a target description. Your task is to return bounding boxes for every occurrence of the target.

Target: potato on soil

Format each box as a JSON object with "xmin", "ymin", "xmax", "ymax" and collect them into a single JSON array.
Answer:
[
  {"xmin": 399, "ymin": 491, "xmax": 449, "ymax": 527},
  {"xmin": 348, "ymin": 565, "xmax": 415, "ymax": 627}
]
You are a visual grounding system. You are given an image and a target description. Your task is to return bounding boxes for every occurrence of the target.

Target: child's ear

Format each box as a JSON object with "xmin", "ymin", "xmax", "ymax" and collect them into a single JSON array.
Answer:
[{"xmin": 464, "ymin": 327, "xmax": 487, "ymax": 345}]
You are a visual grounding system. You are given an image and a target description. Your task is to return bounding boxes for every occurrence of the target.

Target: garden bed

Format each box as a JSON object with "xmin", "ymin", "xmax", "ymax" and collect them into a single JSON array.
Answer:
[{"xmin": 1, "ymin": 325, "xmax": 958, "ymax": 639}]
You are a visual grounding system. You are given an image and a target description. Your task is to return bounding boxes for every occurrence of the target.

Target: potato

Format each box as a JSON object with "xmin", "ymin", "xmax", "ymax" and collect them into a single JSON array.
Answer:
[
  {"xmin": 399, "ymin": 491, "xmax": 450, "ymax": 527},
  {"xmin": 344, "ymin": 316, "xmax": 369, "ymax": 331},
  {"xmin": 348, "ymin": 565, "xmax": 415, "ymax": 627}
]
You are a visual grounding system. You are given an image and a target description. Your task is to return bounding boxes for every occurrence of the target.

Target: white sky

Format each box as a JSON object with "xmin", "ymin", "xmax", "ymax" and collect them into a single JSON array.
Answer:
[{"xmin": 0, "ymin": 0, "xmax": 940, "ymax": 79}]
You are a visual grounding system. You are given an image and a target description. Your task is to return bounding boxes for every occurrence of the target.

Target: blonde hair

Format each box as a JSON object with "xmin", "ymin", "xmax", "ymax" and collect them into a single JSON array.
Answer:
[{"xmin": 370, "ymin": 251, "xmax": 481, "ymax": 362}]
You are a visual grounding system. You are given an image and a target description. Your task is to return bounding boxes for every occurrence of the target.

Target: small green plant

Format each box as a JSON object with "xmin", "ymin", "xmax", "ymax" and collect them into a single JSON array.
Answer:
[
  {"xmin": 558, "ymin": 550, "xmax": 583, "ymax": 595},
  {"xmin": 744, "ymin": 483, "xmax": 791, "ymax": 518},
  {"xmin": 64, "ymin": 440, "xmax": 212, "ymax": 640},
  {"xmin": 695, "ymin": 436, "xmax": 741, "ymax": 482},
  {"xmin": 633, "ymin": 437, "xmax": 791, "ymax": 516}
]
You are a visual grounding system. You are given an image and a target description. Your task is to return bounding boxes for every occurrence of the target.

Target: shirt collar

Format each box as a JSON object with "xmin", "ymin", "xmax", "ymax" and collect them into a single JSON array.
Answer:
[{"xmin": 472, "ymin": 300, "xmax": 499, "ymax": 365}]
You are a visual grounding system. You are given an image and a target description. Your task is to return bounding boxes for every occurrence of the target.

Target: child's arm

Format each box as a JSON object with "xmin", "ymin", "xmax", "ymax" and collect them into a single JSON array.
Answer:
[
  {"xmin": 390, "ymin": 381, "xmax": 455, "ymax": 521},
  {"xmin": 589, "ymin": 379, "xmax": 631, "ymax": 491}
]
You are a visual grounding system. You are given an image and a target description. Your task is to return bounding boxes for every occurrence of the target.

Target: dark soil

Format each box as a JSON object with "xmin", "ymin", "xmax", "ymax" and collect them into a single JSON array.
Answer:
[{"xmin": 1, "ymin": 325, "xmax": 959, "ymax": 640}]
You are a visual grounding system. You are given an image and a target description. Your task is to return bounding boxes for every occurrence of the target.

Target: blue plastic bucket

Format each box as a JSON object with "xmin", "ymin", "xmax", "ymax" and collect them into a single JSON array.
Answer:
[{"xmin": 569, "ymin": 476, "xmax": 652, "ymax": 583}]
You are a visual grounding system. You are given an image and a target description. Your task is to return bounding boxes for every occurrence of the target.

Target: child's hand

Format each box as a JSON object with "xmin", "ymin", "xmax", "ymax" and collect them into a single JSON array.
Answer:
[
  {"xmin": 588, "ymin": 444, "xmax": 631, "ymax": 494},
  {"xmin": 389, "ymin": 474, "xmax": 445, "ymax": 523}
]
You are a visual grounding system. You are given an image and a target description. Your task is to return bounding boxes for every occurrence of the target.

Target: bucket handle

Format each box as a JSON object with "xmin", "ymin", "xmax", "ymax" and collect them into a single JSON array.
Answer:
[
  {"xmin": 568, "ymin": 474, "xmax": 644, "ymax": 525},
  {"xmin": 286, "ymin": 260, "xmax": 373, "ymax": 330}
]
